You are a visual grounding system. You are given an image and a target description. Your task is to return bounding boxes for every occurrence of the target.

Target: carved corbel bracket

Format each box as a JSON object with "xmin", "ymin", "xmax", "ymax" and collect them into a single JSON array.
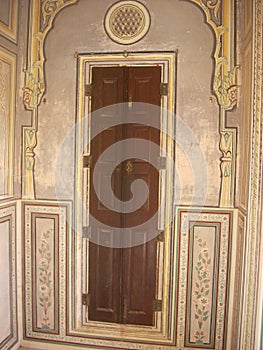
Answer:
[
  {"xmin": 22, "ymin": 0, "xmax": 79, "ymax": 198},
  {"xmin": 23, "ymin": 0, "xmax": 79, "ymax": 110},
  {"xmin": 185, "ymin": 0, "xmax": 238, "ymax": 207}
]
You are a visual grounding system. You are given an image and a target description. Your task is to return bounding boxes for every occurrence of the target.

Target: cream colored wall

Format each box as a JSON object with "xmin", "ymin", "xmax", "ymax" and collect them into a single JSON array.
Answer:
[{"xmin": 35, "ymin": 0, "xmax": 220, "ymax": 206}]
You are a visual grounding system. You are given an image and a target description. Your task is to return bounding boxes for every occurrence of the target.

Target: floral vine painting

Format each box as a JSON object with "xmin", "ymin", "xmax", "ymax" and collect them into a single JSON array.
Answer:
[
  {"xmin": 192, "ymin": 235, "xmax": 212, "ymax": 344},
  {"xmin": 38, "ymin": 229, "xmax": 53, "ymax": 330}
]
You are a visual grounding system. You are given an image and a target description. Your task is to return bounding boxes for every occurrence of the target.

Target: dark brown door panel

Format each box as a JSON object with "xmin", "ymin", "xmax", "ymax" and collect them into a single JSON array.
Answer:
[{"xmin": 88, "ymin": 66, "xmax": 161, "ymax": 325}]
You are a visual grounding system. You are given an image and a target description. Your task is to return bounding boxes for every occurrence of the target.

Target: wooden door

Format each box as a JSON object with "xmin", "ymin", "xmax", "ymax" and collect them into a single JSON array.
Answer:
[{"xmin": 87, "ymin": 66, "xmax": 161, "ymax": 325}]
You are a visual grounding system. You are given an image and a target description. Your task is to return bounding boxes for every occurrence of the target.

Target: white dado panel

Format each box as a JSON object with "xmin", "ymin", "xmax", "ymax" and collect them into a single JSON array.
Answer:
[{"xmin": 0, "ymin": 202, "xmax": 18, "ymax": 349}]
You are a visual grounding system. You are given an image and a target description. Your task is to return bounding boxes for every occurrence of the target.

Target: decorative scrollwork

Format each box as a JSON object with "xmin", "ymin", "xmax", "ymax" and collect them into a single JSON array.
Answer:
[
  {"xmin": 23, "ymin": 72, "xmax": 40, "ymax": 110},
  {"xmin": 42, "ymin": 0, "xmax": 60, "ymax": 26},
  {"xmin": 186, "ymin": 0, "xmax": 238, "ymax": 207},
  {"xmin": 23, "ymin": 0, "xmax": 79, "ymax": 198},
  {"xmin": 204, "ymin": 0, "xmax": 221, "ymax": 23},
  {"xmin": 23, "ymin": 0, "xmax": 79, "ymax": 111},
  {"xmin": 214, "ymin": 64, "xmax": 238, "ymax": 110},
  {"xmin": 186, "ymin": 0, "xmax": 238, "ymax": 110}
]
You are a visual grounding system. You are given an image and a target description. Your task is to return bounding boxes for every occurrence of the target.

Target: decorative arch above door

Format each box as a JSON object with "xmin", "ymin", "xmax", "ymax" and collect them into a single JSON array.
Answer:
[{"xmin": 22, "ymin": 0, "xmax": 238, "ymax": 208}]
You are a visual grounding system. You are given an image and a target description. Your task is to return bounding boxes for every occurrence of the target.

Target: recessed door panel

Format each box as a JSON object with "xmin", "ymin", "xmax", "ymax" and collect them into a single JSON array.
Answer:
[
  {"xmin": 89, "ymin": 240, "xmax": 122, "ymax": 323},
  {"xmin": 122, "ymin": 237, "xmax": 157, "ymax": 325}
]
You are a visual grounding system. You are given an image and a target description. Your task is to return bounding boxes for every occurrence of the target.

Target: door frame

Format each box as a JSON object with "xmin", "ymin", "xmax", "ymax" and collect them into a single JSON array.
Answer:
[{"xmin": 71, "ymin": 51, "xmax": 177, "ymax": 343}]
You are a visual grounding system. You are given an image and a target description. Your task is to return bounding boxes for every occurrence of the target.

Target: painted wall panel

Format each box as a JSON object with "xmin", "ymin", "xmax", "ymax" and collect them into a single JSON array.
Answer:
[
  {"xmin": 34, "ymin": 217, "xmax": 58, "ymax": 333},
  {"xmin": 177, "ymin": 209, "xmax": 232, "ymax": 350},
  {"xmin": 0, "ymin": 0, "xmax": 18, "ymax": 43},
  {"xmin": 0, "ymin": 202, "xmax": 18, "ymax": 350},
  {"xmin": 186, "ymin": 225, "xmax": 219, "ymax": 346},
  {"xmin": 0, "ymin": 46, "xmax": 16, "ymax": 198},
  {"xmin": 23, "ymin": 204, "xmax": 233, "ymax": 350},
  {"xmin": 23, "ymin": 201, "xmax": 70, "ymax": 339}
]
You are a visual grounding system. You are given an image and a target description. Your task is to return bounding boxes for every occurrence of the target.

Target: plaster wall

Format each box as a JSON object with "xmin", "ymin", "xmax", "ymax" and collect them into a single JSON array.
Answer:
[{"xmin": 35, "ymin": 0, "xmax": 221, "ymax": 206}]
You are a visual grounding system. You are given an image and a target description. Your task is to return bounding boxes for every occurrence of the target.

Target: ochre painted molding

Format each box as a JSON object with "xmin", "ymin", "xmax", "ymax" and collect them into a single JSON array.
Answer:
[
  {"xmin": 185, "ymin": 0, "xmax": 238, "ymax": 207},
  {"xmin": 23, "ymin": 0, "xmax": 79, "ymax": 110},
  {"xmin": 22, "ymin": 0, "xmax": 79, "ymax": 198},
  {"xmin": 242, "ymin": 0, "xmax": 263, "ymax": 347},
  {"xmin": 186, "ymin": 0, "xmax": 238, "ymax": 110}
]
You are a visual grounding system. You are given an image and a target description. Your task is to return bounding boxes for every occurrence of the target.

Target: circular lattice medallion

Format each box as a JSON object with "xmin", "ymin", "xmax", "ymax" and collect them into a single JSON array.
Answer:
[{"xmin": 104, "ymin": 1, "xmax": 151, "ymax": 45}]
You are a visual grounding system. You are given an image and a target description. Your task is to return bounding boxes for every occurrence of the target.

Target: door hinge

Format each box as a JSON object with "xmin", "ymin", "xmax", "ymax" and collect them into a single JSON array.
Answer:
[
  {"xmin": 83, "ymin": 155, "xmax": 92, "ymax": 168},
  {"xmin": 82, "ymin": 293, "xmax": 90, "ymax": 306},
  {"xmin": 156, "ymin": 231, "xmax": 165, "ymax": 242},
  {"xmin": 158, "ymin": 156, "xmax": 166, "ymax": 170},
  {"xmin": 85, "ymin": 84, "xmax": 92, "ymax": 96},
  {"xmin": 160, "ymin": 83, "xmax": 168, "ymax": 96},
  {"xmin": 153, "ymin": 299, "xmax": 163, "ymax": 312}
]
